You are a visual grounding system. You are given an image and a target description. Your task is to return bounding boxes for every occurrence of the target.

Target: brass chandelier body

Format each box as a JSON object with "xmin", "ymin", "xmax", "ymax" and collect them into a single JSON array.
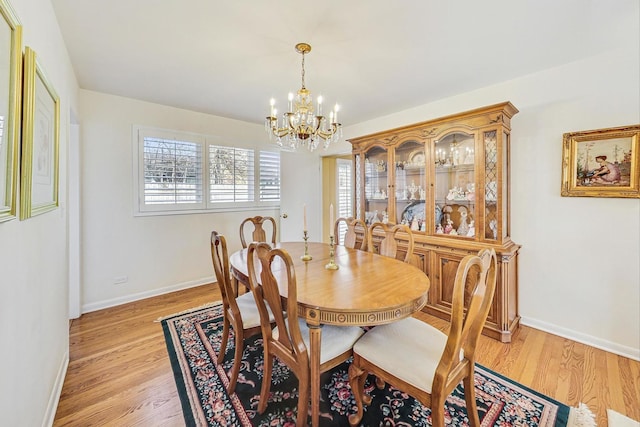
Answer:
[{"xmin": 265, "ymin": 43, "xmax": 341, "ymax": 151}]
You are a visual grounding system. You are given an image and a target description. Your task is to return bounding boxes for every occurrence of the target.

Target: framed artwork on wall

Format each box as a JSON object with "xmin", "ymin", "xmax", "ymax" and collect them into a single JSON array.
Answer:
[
  {"xmin": 561, "ymin": 125, "xmax": 640, "ymax": 198},
  {"xmin": 20, "ymin": 46, "xmax": 60, "ymax": 219},
  {"xmin": 0, "ymin": 0, "xmax": 22, "ymax": 222}
]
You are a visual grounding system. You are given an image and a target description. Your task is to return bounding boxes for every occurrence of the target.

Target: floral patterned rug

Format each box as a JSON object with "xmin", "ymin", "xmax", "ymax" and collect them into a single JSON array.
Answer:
[{"xmin": 161, "ymin": 304, "xmax": 594, "ymax": 427}]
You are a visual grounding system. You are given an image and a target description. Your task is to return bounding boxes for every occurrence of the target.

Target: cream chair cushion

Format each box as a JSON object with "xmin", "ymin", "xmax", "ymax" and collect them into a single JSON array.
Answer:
[
  {"xmin": 235, "ymin": 291, "xmax": 272, "ymax": 329},
  {"xmin": 353, "ymin": 317, "xmax": 455, "ymax": 394},
  {"xmin": 274, "ymin": 318, "xmax": 364, "ymax": 364}
]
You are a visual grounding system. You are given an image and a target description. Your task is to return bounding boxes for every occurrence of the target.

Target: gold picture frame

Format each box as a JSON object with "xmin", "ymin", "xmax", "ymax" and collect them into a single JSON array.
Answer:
[
  {"xmin": 20, "ymin": 46, "xmax": 60, "ymax": 219},
  {"xmin": 0, "ymin": 0, "xmax": 22, "ymax": 222},
  {"xmin": 561, "ymin": 125, "xmax": 640, "ymax": 198}
]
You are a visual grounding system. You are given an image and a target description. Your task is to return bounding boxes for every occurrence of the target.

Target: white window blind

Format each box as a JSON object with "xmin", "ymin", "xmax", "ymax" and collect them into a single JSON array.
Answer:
[
  {"xmin": 135, "ymin": 126, "xmax": 281, "ymax": 215},
  {"xmin": 336, "ymin": 158, "xmax": 353, "ymax": 239},
  {"xmin": 209, "ymin": 145, "xmax": 255, "ymax": 203},
  {"xmin": 142, "ymin": 136, "xmax": 203, "ymax": 206},
  {"xmin": 259, "ymin": 151, "xmax": 280, "ymax": 202}
]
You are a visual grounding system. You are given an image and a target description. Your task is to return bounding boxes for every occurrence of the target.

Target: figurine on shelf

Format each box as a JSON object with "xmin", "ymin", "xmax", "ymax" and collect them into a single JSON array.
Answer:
[
  {"xmin": 436, "ymin": 223, "xmax": 444, "ymax": 234},
  {"xmin": 466, "ymin": 183, "xmax": 475, "ymax": 201},
  {"xmin": 419, "ymin": 186, "xmax": 426, "ymax": 200},
  {"xmin": 442, "ymin": 205, "xmax": 453, "ymax": 225},
  {"xmin": 420, "ymin": 221, "xmax": 426, "ymax": 232},
  {"xmin": 376, "ymin": 160, "xmax": 386, "ymax": 172},
  {"xmin": 411, "ymin": 216, "xmax": 419, "ymax": 231},
  {"xmin": 466, "ymin": 220, "xmax": 475, "ymax": 237},
  {"xmin": 456, "ymin": 206, "xmax": 469, "ymax": 236},
  {"xmin": 407, "ymin": 180, "xmax": 418, "ymax": 200},
  {"xmin": 373, "ymin": 210, "xmax": 380, "ymax": 223},
  {"xmin": 382, "ymin": 210, "xmax": 389, "ymax": 224},
  {"xmin": 380, "ymin": 189, "xmax": 387, "ymax": 199},
  {"xmin": 444, "ymin": 219, "xmax": 454, "ymax": 234}
]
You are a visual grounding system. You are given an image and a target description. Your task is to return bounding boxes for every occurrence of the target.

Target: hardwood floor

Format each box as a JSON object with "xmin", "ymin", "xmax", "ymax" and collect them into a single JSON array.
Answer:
[{"xmin": 53, "ymin": 284, "xmax": 639, "ymax": 426}]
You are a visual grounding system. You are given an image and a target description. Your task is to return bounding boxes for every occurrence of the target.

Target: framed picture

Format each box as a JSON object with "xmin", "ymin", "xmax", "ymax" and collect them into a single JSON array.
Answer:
[
  {"xmin": 20, "ymin": 46, "xmax": 60, "ymax": 219},
  {"xmin": 0, "ymin": 0, "xmax": 22, "ymax": 222},
  {"xmin": 561, "ymin": 125, "xmax": 640, "ymax": 198}
]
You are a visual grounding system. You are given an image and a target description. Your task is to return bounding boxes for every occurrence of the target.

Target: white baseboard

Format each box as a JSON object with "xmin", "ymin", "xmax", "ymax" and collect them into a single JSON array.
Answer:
[
  {"xmin": 81, "ymin": 276, "xmax": 215, "ymax": 314},
  {"xmin": 521, "ymin": 316, "xmax": 640, "ymax": 362},
  {"xmin": 43, "ymin": 350, "xmax": 69, "ymax": 427}
]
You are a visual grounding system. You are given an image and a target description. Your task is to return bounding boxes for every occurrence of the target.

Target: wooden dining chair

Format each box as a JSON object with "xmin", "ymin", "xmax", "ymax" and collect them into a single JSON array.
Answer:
[
  {"xmin": 210, "ymin": 231, "xmax": 274, "ymax": 394},
  {"xmin": 334, "ymin": 217, "xmax": 368, "ymax": 251},
  {"xmin": 367, "ymin": 222, "xmax": 415, "ymax": 264},
  {"xmin": 246, "ymin": 242, "xmax": 364, "ymax": 427},
  {"xmin": 239, "ymin": 215, "xmax": 277, "ymax": 249},
  {"xmin": 347, "ymin": 248, "xmax": 498, "ymax": 427}
]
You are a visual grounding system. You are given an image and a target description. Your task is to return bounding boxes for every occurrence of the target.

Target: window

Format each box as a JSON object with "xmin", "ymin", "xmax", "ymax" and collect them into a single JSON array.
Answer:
[
  {"xmin": 259, "ymin": 151, "xmax": 281, "ymax": 202},
  {"xmin": 336, "ymin": 158, "xmax": 353, "ymax": 240},
  {"xmin": 209, "ymin": 145, "xmax": 255, "ymax": 203},
  {"xmin": 134, "ymin": 127, "xmax": 280, "ymax": 214}
]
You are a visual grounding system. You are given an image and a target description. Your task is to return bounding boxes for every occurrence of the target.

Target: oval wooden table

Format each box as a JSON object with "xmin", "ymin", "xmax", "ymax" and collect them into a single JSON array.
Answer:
[{"xmin": 229, "ymin": 241, "xmax": 430, "ymax": 427}]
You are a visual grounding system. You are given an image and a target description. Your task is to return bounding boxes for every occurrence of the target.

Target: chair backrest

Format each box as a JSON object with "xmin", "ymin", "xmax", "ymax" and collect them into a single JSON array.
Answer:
[
  {"xmin": 434, "ymin": 248, "xmax": 497, "ymax": 391},
  {"xmin": 334, "ymin": 217, "xmax": 368, "ymax": 252},
  {"xmin": 240, "ymin": 216, "xmax": 277, "ymax": 249},
  {"xmin": 367, "ymin": 222, "xmax": 415, "ymax": 264},
  {"xmin": 246, "ymin": 242, "xmax": 309, "ymax": 368},
  {"xmin": 210, "ymin": 231, "xmax": 241, "ymax": 317}
]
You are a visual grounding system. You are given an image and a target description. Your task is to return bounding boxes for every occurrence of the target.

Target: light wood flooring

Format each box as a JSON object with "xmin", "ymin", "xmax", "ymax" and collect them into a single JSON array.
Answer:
[{"xmin": 53, "ymin": 284, "xmax": 639, "ymax": 426}]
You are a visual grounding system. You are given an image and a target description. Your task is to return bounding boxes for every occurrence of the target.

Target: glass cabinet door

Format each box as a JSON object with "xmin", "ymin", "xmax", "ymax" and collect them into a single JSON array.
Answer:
[
  {"xmin": 394, "ymin": 141, "xmax": 426, "ymax": 228},
  {"xmin": 433, "ymin": 132, "xmax": 476, "ymax": 238},
  {"xmin": 363, "ymin": 145, "xmax": 389, "ymax": 225}
]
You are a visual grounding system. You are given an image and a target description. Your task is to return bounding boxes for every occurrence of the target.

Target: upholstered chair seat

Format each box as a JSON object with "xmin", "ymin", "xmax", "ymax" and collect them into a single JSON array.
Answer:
[
  {"xmin": 351, "ymin": 317, "xmax": 462, "ymax": 393},
  {"xmin": 273, "ymin": 318, "xmax": 364, "ymax": 364}
]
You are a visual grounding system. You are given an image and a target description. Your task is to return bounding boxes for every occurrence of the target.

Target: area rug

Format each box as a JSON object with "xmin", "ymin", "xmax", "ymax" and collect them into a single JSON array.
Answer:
[{"xmin": 161, "ymin": 303, "xmax": 595, "ymax": 426}]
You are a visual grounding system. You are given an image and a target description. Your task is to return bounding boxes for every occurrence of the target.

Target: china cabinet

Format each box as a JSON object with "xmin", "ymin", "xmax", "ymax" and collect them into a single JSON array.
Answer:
[{"xmin": 348, "ymin": 102, "xmax": 520, "ymax": 342}]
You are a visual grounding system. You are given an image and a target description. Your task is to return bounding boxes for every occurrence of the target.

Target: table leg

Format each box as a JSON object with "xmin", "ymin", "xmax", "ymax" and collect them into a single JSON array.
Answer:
[{"xmin": 307, "ymin": 322, "xmax": 322, "ymax": 427}]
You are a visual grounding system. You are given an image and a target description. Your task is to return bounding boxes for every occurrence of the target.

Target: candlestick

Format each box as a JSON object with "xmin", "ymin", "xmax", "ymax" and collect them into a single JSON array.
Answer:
[
  {"xmin": 329, "ymin": 203, "xmax": 334, "ymax": 237},
  {"xmin": 301, "ymin": 230, "xmax": 312, "ymax": 261},
  {"xmin": 325, "ymin": 235, "xmax": 339, "ymax": 270},
  {"xmin": 303, "ymin": 203, "xmax": 307, "ymax": 232}
]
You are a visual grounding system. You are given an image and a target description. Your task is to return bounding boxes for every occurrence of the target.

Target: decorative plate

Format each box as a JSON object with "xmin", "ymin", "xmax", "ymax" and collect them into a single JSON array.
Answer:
[
  {"xmin": 401, "ymin": 201, "xmax": 425, "ymax": 223},
  {"xmin": 405, "ymin": 149, "xmax": 426, "ymax": 169}
]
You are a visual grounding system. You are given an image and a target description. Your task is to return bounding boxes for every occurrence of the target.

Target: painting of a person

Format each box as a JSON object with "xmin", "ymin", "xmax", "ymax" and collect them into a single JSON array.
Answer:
[{"xmin": 590, "ymin": 155, "xmax": 621, "ymax": 184}]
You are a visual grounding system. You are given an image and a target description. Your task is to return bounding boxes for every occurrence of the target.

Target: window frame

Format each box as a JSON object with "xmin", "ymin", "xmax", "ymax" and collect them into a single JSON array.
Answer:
[{"xmin": 133, "ymin": 126, "xmax": 280, "ymax": 216}]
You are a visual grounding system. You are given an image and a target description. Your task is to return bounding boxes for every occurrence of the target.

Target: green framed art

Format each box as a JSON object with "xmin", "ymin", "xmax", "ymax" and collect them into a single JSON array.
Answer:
[
  {"xmin": 20, "ymin": 46, "xmax": 60, "ymax": 219},
  {"xmin": 0, "ymin": 0, "xmax": 21, "ymax": 222}
]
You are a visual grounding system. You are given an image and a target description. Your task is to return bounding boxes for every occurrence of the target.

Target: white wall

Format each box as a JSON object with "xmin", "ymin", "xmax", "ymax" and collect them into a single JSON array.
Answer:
[
  {"xmin": 78, "ymin": 91, "xmax": 322, "ymax": 311},
  {"xmin": 0, "ymin": 0, "xmax": 79, "ymax": 425},
  {"xmin": 327, "ymin": 42, "xmax": 640, "ymax": 358}
]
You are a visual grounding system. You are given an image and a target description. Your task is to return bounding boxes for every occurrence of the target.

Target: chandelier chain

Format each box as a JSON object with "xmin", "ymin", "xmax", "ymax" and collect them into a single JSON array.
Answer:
[{"xmin": 301, "ymin": 51, "xmax": 306, "ymax": 90}]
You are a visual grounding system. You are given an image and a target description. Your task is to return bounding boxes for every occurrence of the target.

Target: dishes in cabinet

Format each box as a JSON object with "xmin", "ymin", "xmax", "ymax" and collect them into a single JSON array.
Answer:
[
  {"xmin": 404, "ymin": 149, "xmax": 426, "ymax": 169},
  {"xmin": 401, "ymin": 201, "xmax": 425, "ymax": 224}
]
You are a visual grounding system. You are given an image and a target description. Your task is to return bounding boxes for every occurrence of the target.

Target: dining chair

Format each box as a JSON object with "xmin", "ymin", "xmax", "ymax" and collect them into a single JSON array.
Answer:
[
  {"xmin": 367, "ymin": 222, "xmax": 415, "ymax": 264},
  {"xmin": 246, "ymin": 242, "xmax": 364, "ymax": 427},
  {"xmin": 239, "ymin": 215, "xmax": 277, "ymax": 249},
  {"xmin": 210, "ymin": 231, "xmax": 274, "ymax": 395},
  {"xmin": 347, "ymin": 248, "xmax": 498, "ymax": 427},
  {"xmin": 334, "ymin": 217, "xmax": 368, "ymax": 251}
]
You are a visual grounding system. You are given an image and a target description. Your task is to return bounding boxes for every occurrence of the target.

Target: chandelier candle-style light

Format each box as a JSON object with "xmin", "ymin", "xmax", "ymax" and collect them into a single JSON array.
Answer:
[{"xmin": 265, "ymin": 43, "xmax": 342, "ymax": 151}]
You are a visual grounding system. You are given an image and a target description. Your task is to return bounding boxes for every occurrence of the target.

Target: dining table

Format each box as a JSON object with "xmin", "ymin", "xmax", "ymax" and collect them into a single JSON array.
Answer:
[{"xmin": 229, "ymin": 241, "xmax": 430, "ymax": 427}]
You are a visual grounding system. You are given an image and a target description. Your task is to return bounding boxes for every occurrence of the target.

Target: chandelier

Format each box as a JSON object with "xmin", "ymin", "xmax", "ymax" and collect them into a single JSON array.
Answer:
[{"xmin": 265, "ymin": 43, "xmax": 342, "ymax": 151}]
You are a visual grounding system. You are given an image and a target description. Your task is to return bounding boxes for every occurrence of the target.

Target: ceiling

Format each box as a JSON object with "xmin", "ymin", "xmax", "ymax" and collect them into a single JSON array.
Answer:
[{"xmin": 51, "ymin": 0, "xmax": 628, "ymax": 127}]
